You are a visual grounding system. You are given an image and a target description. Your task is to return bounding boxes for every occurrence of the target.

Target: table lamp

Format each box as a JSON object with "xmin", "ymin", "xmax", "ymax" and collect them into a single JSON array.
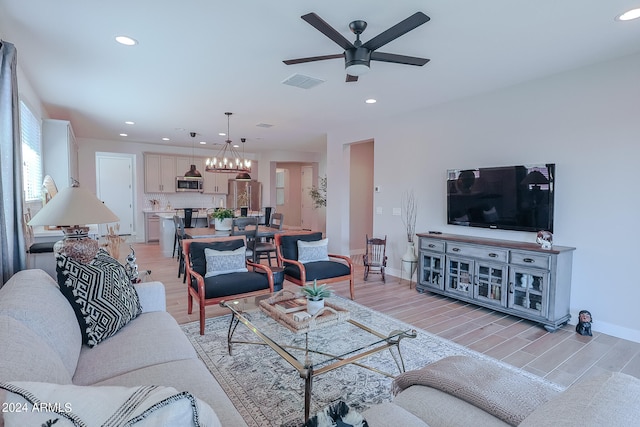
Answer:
[{"xmin": 28, "ymin": 181, "xmax": 119, "ymax": 263}]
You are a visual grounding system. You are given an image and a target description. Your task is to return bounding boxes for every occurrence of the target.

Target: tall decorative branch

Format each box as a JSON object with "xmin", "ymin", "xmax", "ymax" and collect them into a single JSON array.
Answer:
[
  {"xmin": 401, "ymin": 190, "xmax": 417, "ymax": 243},
  {"xmin": 309, "ymin": 175, "xmax": 327, "ymax": 209}
]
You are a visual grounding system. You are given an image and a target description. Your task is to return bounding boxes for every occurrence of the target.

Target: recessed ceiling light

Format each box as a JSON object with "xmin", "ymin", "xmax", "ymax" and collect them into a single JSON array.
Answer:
[
  {"xmin": 616, "ymin": 8, "xmax": 640, "ymax": 21},
  {"xmin": 115, "ymin": 35, "xmax": 138, "ymax": 46},
  {"xmin": 233, "ymin": 144, "xmax": 239, "ymax": 148},
  {"xmin": 199, "ymin": 141, "xmax": 206, "ymax": 145},
  {"xmin": 219, "ymin": 132, "xmax": 226, "ymax": 136},
  {"xmin": 125, "ymin": 121, "xmax": 135, "ymax": 125},
  {"xmin": 365, "ymin": 98, "xmax": 377, "ymax": 104},
  {"xmin": 162, "ymin": 137, "xmax": 170, "ymax": 141},
  {"xmin": 119, "ymin": 133, "xmax": 128, "ymax": 137}
]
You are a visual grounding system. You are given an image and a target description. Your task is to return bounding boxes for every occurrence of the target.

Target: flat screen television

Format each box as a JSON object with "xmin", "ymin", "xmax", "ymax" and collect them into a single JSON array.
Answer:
[{"xmin": 447, "ymin": 164, "xmax": 555, "ymax": 233}]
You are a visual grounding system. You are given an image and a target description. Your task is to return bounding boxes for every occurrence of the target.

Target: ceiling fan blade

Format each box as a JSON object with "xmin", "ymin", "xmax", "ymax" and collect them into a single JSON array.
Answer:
[
  {"xmin": 346, "ymin": 74, "xmax": 359, "ymax": 82},
  {"xmin": 370, "ymin": 52, "xmax": 430, "ymax": 66},
  {"xmin": 362, "ymin": 12, "xmax": 430, "ymax": 51},
  {"xmin": 283, "ymin": 53, "xmax": 344, "ymax": 65},
  {"xmin": 302, "ymin": 13, "xmax": 355, "ymax": 51}
]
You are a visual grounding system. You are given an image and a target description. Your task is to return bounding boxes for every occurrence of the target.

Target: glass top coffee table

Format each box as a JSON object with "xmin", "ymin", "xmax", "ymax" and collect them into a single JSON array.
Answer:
[{"xmin": 220, "ymin": 291, "xmax": 417, "ymax": 421}]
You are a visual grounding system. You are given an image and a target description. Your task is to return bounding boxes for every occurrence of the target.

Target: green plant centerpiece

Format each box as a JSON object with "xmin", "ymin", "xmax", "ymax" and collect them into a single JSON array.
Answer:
[
  {"xmin": 210, "ymin": 208, "xmax": 234, "ymax": 231},
  {"xmin": 210, "ymin": 208, "xmax": 234, "ymax": 220},
  {"xmin": 300, "ymin": 280, "xmax": 332, "ymax": 316}
]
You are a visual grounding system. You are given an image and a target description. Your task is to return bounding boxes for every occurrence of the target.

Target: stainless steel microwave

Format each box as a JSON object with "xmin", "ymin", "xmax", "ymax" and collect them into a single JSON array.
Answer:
[{"xmin": 175, "ymin": 176, "xmax": 203, "ymax": 192}]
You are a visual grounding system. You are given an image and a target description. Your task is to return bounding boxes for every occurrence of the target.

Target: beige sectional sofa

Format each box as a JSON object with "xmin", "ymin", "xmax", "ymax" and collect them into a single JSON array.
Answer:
[
  {"xmin": 363, "ymin": 352, "xmax": 640, "ymax": 426},
  {"xmin": 3, "ymin": 269, "xmax": 639, "ymax": 426},
  {"xmin": 0, "ymin": 269, "xmax": 246, "ymax": 426}
]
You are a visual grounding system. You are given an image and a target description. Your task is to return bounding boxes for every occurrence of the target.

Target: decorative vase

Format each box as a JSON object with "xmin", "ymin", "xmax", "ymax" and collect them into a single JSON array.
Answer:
[
  {"xmin": 402, "ymin": 241, "xmax": 418, "ymax": 277},
  {"xmin": 214, "ymin": 218, "xmax": 232, "ymax": 231},
  {"xmin": 306, "ymin": 298, "xmax": 324, "ymax": 316}
]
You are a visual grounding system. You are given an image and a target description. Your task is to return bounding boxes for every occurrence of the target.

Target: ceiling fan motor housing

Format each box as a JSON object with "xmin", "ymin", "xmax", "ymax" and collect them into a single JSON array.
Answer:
[{"xmin": 345, "ymin": 47, "xmax": 371, "ymax": 75}]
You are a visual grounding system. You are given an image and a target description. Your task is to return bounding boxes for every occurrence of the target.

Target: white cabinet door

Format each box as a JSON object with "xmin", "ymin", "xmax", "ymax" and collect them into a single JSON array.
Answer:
[{"xmin": 145, "ymin": 154, "xmax": 176, "ymax": 193}]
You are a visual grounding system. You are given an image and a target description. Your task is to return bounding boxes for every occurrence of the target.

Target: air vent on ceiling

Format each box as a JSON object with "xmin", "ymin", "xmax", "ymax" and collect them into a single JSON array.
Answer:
[
  {"xmin": 281, "ymin": 73, "xmax": 325, "ymax": 89},
  {"xmin": 256, "ymin": 123, "xmax": 273, "ymax": 128}
]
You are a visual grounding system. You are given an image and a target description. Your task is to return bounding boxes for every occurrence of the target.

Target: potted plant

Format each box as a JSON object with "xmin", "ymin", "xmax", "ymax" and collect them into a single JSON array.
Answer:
[
  {"xmin": 210, "ymin": 208, "xmax": 234, "ymax": 231},
  {"xmin": 300, "ymin": 280, "xmax": 332, "ymax": 315},
  {"xmin": 401, "ymin": 190, "xmax": 418, "ymax": 278}
]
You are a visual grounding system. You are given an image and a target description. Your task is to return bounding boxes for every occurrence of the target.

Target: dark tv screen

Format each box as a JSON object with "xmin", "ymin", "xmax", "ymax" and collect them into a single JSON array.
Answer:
[{"xmin": 447, "ymin": 164, "xmax": 555, "ymax": 233}]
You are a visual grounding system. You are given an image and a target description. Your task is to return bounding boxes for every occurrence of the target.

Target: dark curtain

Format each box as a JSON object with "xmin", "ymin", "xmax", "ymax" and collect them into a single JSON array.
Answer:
[{"xmin": 0, "ymin": 41, "xmax": 26, "ymax": 285}]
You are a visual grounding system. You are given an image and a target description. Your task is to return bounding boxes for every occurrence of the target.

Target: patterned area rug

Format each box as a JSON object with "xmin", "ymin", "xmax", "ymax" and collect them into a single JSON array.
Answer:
[{"xmin": 180, "ymin": 297, "xmax": 561, "ymax": 427}]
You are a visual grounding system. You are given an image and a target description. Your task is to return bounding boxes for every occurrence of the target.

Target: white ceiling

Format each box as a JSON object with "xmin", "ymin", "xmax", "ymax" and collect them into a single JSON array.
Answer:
[{"xmin": 1, "ymin": 1, "xmax": 639, "ymax": 154}]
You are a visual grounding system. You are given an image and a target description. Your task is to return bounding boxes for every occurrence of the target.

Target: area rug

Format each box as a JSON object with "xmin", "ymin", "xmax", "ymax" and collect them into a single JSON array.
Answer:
[{"xmin": 180, "ymin": 297, "xmax": 562, "ymax": 427}]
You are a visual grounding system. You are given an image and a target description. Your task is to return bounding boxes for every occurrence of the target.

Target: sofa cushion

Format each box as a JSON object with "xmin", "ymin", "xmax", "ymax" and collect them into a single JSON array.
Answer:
[
  {"xmin": 94, "ymin": 359, "xmax": 249, "ymax": 427},
  {"xmin": 284, "ymin": 260, "xmax": 351, "ymax": 282},
  {"xmin": 362, "ymin": 401, "xmax": 430, "ymax": 427},
  {"xmin": 0, "ymin": 381, "xmax": 221, "ymax": 427},
  {"xmin": 0, "ymin": 316, "xmax": 73, "ymax": 384},
  {"xmin": 189, "ymin": 239, "xmax": 245, "ymax": 277},
  {"xmin": 73, "ymin": 311, "xmax": 197, "ymax": 385},
  {"xmin": 204, "ymin": 246, "xmax": 248, "ymax": 277},
  {"xmin": 392, "ymin": 355, "xmax": 558, "ymax": 426},
  {"xmin": 520, "ymin": 372, "xmax": 640, "ymax": 427},
  {"xmin": 0, "ymin": 269, "xmax": 81, "ymax": 378},
  {"xmin": 194, "ymin": 271, "xmax": 270, "ymax": 299},
  {"xmin": 56, "ymin": 249, "xmax": 142, "ymax": 347},
  {"xmin": 391, "ymin": 385, "xmax": 509, "ymax": 427}
]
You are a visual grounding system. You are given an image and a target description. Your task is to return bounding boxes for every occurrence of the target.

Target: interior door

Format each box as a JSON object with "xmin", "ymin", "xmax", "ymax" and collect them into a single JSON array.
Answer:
[{"xmin": 96, "ymin": 153, "xmax": 134, "ymax": 235}]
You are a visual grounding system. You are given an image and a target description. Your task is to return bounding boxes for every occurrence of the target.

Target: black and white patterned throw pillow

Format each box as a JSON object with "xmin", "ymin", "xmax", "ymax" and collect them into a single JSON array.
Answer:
[{"xmin": 56, "ymin": 248, "xmax": 142, "ymax": 347}]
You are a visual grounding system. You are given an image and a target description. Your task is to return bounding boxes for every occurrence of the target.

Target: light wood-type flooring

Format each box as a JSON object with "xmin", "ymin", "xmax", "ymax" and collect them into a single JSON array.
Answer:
[{"xmin": 131, "ymin": 241, "xmax": 640, "ymax": 388}]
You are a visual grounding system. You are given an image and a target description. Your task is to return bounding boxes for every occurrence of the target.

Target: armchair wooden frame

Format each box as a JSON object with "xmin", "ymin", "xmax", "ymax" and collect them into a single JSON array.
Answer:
[
  {"xmin": 275, "ymin": 231, "xmax": 355, "ymax": 300},
  {"xmin": 183, "ymin": 236, "xmax": 274, "ymax": 335}
]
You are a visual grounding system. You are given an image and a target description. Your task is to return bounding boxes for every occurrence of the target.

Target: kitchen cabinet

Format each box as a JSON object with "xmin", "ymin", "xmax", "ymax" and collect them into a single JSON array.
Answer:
[
  {"xmin": 144, "ymin": 154, "xmax": 176, "ymax": 193},
  {"xmin": 417, "ymin": 233, "xmax": 575, "ymax": 332},
  {"xmin": 203, "ymin": 171, "xmax": 230, "ymax": 194},
  {"xmin": 144, "ymin": 212, "xmax": 160, "ymax": 243},
  {"xmin": 42, "ymin": 119, "xmax": 78, "ymax": 189}
]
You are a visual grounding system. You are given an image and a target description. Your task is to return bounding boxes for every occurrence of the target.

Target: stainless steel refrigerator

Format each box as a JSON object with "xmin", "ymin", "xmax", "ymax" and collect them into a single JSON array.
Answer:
[{"xmin": 226, "ymin": 180, "xmax": 262, "ymax": 211}]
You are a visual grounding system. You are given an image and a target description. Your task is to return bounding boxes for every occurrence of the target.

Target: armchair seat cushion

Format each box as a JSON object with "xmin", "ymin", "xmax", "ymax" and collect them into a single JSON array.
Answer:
[
  {"xmin": 195, "ymin": 271, "xmax": 270, "ymax": 299},
  {"xmin": 284, "ymin": 260, "xmax": 351, "ymax": 282}
]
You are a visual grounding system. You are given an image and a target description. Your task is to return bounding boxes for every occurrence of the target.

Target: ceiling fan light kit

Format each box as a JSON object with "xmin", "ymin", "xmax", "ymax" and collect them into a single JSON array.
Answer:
[{"xmin": 284, "ymin": 11, "xmax": 430, "ymax": 82}]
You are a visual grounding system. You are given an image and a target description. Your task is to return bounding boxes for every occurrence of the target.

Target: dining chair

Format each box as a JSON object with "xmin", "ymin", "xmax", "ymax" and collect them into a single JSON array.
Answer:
[
  {"xmin": 250, "ymin": 212, "xmax": 284, "ymax": 266},
  {"xmin": 230, "ymin": 217, "xmax": 258, "ymax": 262},
  {"xmin": 174, "ymin": 215, "xmax": 192, "ymax": 281}
]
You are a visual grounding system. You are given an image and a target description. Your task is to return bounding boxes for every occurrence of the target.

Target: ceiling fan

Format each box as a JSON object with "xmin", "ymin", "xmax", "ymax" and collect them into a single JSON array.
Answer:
[{"xmin": 283, "ymin": 12, "xmax": 430, "ymax": 82}]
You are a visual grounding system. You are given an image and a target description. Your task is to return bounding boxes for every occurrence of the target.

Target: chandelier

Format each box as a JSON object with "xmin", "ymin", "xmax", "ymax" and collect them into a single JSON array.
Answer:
[{"xmin": 205, "ymin": 112, "xmax": 251, "ymax": 179}]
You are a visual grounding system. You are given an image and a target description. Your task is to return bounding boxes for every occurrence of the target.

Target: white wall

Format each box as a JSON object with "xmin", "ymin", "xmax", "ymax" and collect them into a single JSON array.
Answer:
[{"xmin": 326, "ymin": 52, "xmax": 640, "ymax": 342}]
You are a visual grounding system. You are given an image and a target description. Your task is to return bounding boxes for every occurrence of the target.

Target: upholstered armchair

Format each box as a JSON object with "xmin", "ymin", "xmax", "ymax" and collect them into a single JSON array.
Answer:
[
  {"xmin": 275, "ymin": 231, "xmax": 355, "ymax": 299},
  {"xmin": 183, "ymin": 236, "xmax": 274, "ymax": 335}
]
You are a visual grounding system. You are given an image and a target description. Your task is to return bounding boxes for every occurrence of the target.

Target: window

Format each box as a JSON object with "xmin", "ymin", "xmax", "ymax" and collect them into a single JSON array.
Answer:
[
  {"xmin": 20, "ymin": 100, "xmax": 42, "ymax": 201},
  {"xmin": 276, "ymin": 168, "xmax": 285, "ymax": 206}
]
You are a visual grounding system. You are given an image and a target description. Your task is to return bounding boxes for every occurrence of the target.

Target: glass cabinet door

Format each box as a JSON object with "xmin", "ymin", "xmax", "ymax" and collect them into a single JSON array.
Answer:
[
  {"xmin": 418, "ymin": 252, "xmax": 445, "ymax": 291},
  {"xmin": 475, "ymin": 263, "xmax": 507, "ymax": 306},
  {"xmin": 446, "ymin": 257, "xmax": 473, "ymax": 297},
  {"xmin": 508, "ymin": 268, "xmax": 548, "ymax": 317}
]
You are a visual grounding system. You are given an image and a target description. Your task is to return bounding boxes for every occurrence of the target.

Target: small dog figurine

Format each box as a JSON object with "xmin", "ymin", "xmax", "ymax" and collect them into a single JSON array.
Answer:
[{"xmin": 575, "ymin": 310, "xmax": 592, "ymax": 336}]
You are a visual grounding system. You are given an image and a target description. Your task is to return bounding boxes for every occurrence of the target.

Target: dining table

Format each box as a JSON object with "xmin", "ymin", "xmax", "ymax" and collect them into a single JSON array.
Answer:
[{"xmin": 186, "ymin": 225, "xmax": 283, "ymax": 240}]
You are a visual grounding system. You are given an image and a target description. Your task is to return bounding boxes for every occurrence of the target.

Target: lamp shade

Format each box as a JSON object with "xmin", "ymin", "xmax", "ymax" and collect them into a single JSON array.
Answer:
[{"xmin": 28, "ymin": 185, "xmax": 119, "ymax": 226}]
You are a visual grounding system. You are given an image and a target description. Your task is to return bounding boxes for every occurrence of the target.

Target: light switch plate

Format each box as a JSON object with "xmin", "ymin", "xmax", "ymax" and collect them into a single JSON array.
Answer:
[
  {"xmin": 392, "ymin": 208, "xmax": 401, "ymax": 216},
  {"xmin": 376, "ymin": 207, "xmax": 383, "ymax": 215}
]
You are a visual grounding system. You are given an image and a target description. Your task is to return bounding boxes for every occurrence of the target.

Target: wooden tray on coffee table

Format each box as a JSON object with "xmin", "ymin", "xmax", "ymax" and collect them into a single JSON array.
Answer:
[{"xmin": 259, "ymin": 290, "xmax": 350, "ymax": 334}]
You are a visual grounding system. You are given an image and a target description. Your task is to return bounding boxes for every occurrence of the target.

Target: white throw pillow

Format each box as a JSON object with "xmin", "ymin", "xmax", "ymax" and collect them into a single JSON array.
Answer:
[
  {"xmin": 204, "ymin": 246, "xmax": 248, "ymax": 278},
  {"xmin": 0, "ymin": 381, "xmax": 221, "ymax": 427},
  {"xmin": 297, "ymin": 238, "xmax": 330, "ymax": 264}
]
